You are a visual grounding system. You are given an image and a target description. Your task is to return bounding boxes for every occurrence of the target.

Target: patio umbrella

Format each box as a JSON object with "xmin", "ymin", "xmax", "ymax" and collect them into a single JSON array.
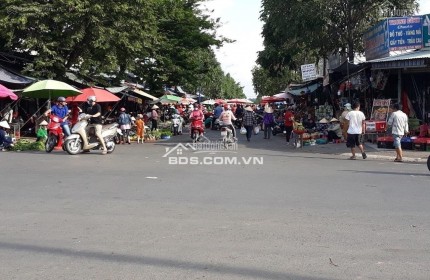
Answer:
[
  {"xmin": 261, "ymin": 96, "xmax": 286, "ymax": 104},
  {"xmin": 202, "ymin": 99, "xmax": 215, "ymax": 105},
  {"xmin": 22, "ymin": 79, "xmax": 81, "ymax": 98},
  {"xmin": 214, "ymin": 98, "xmax": 226, "ymax": 104},
  {"xmin": 227, "ymin": 98, "xmax": 253, "ymax": 104},
  {"xmin": 66, "ymin": 87, "xmax": 120, "ymax": 103},
  {"xmin": 156, "ymin": 94, "xmax": 182, "ymax": 104},
  {"xmin": 0, "ymin": 84, "xmax": 18, "ymax": 100},
  {"xmin": 179, "ymin": 97, "xmax": 197, "ymax": 105}
]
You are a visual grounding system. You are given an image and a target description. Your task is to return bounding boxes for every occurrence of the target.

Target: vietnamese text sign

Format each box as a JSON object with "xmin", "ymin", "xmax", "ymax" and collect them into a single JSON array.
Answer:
[
  {"xmin": 423, "ymin": 14, "xmax": 430, "ymax": 47},
  {"xmin": 301, "ymin": 64, "xmax": 316, "ymax": 81},
  {"xmin": 388, "ymin": 17, "xmax": 423, "ymax": 51},
  {"xmin": 364, "ymin": 20, "xmax": 389, "ymax": 61},
  {"xmin": 371, "ymin": 99, "xmax": 391, "ymax": 121}
]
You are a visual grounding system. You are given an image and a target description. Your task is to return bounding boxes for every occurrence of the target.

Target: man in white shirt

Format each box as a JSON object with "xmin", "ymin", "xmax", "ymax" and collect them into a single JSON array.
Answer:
[
  {"xmin": 387, "ymin": 103, "xmax": 409, "ymax": 162},
  {"xmin": 345, "ymin": 101, "xmax": 367, "ymax": 160}
]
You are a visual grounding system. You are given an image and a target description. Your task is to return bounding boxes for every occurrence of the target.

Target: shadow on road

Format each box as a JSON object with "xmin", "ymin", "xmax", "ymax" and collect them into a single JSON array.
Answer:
[{"xmin": 0, "ymin": 241, "xmax": 335, "ymax": 280}]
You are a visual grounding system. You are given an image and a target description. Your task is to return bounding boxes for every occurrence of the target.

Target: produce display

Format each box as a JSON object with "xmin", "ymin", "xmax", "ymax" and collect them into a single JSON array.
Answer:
[{"xmin": 11, "ymin": 139, "xmax": 45, "ymax": 151}]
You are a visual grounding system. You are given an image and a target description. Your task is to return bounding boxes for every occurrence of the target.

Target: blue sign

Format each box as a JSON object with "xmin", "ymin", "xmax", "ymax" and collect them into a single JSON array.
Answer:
[
  {"xmin": 423, "ymin": 14, "xmax": 430, "ymax": 47},
  {"xmin": 364, "ymin": 20, "xmax": 389, "ymax": 61},
  {"xmin": 387, "ymin": 17, "xmax": 423, "ymax": 51}
]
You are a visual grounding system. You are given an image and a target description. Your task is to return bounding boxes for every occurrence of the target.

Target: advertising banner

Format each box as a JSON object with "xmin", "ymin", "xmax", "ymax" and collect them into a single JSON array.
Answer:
[
  {"xmin": 423, "ymin": 14, "xmax": 430, "ymax": 47},
  {"xmin": 300, "ymin": 64, "xmax": 316, "ymax": 81},
  {"xmin": 387, "ymin": 17, "xmax": 423, "ymax": 51},
  {"xmin": 364, "ymin": 20, "xmax": 389, "ymax": 61}
]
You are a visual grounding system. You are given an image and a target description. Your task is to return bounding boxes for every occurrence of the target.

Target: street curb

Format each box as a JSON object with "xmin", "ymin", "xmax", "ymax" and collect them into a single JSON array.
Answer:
[{"xmin": 339, "ymin": 153, "xmax": 428, "ymax": 163}]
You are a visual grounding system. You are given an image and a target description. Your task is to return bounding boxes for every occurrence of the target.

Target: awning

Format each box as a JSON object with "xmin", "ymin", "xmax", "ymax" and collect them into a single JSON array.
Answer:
[
  {"xmin": 106, "ymin": 86, "xmax": 129, "ymax": 94},
  {"xmin": 287, "ymin": 79, "xmax": 322, "ymax": 96},
  {"xmin": 132, "ymin": 89, "xmax": 158, "ymax": 100},
  {"xmin": 0, "ymin": 65, "xmax": 35, "ymax": 85},
  {"xmin": 368, "ymin": 48, "xmax": 430, "ymax": 70}
]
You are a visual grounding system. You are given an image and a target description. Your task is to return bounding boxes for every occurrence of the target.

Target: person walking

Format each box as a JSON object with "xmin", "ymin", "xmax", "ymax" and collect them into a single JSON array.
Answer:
[
  {"xmin": 135, "ymin": 114, "xmax": 145, "ymax": 143},
  {"xmin": 345, "ymin": 101, "xmax": 367, "ymax": 160},
  {"xmin": 150, "ymin": 105, "xmax": 159, "ymax": 131},
  {"xmin": 284, "ymin": 107, "xmax": 294, "ymax": 144},
  {"xmin": 339, "ymin": 103, "xmax": 352, "ymax": 140},
  {"xmin": 118, "ymin": 107, "xmax": 132, "ymax": 144},
  {"xmin": 242, "ymin": 105, "xmax": 256, "ymax": 142},
  {"xmin": 387, "ymin": 103, "xmax": 409, "ymax": 162},
  {"xmin": 263, "ymin": 105, "xmax": 275, "ymax": 139}
]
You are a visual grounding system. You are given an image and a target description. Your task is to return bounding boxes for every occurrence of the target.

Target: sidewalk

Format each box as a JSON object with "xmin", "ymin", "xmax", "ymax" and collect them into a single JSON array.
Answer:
[{"xmin": 288, "ymin": 139, "xmax": 429, "ymax": 163}]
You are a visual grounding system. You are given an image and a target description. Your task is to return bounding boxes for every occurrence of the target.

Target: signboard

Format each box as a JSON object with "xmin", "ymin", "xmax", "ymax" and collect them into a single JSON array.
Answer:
[
  {"xmin": 364, "ymin": 20, "xmax": 389, "ymax": 61},
  {"xmin": 370, "ymin": 99, "xmax": 391, "ymax": 121},
  {"xmin": 301, "ymin": 64, "xmax": 316, "ymax": 81},
  {"xmin": 423, "ymin": 14, "xmax": 430, "ymax": 47},
  {"xmin": 387, "ymin": 16, "xmax": 423, "ymax": 51}
]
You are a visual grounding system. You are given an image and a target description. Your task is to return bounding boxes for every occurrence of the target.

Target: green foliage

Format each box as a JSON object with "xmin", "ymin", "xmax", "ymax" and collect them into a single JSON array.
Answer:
[
  {"xmin": 0, "ymin": 0, "xmax": 245, "ymax": 98},
  {"xmin": 11, "ymin": 139, "xmax": 45, "ymax": 151}
]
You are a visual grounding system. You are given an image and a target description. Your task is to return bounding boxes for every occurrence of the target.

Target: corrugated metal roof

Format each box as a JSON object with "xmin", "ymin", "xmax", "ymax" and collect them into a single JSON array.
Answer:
[{"xmin": 368, "ymin": 48, "xmax": 430, "ymax": 63}]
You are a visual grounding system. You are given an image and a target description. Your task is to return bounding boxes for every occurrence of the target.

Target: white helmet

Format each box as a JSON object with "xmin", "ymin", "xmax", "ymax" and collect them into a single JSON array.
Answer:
[{"xmin": 87, "ymin": 95, "xmax": 96, "ymax": 102}]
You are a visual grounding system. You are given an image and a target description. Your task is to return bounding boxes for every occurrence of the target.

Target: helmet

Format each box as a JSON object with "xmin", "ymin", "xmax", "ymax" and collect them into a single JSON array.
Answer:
[
  {"xmin": 57, "ymin": 97, "xmax": 66, "ymax": 102},
  {"xmin": 87, "ymin": 96, "xmax": 96, "ymax": 102},
  {"xmin": 120, "ymin": 107, "xmax": 126, "ymax": 112}
]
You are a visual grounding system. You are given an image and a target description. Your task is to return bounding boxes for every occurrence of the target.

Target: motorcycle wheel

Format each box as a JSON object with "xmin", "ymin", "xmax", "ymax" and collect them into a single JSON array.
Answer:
[
  {"xmin": 114, "ymin": 135, "xmax": 121, "ymax": 144},
  {"xmin": 427, "ymin": 155, "xmax": 430, "ymax": 172},
  {"xmin": 106, "ymin": 141, "xmax": 115, "ymax": 154},
  {"xmin": 192, "ymin": 131, "xmax": 199, "ymax": 143},
  {"xmin": 45, "ymin": 135, "xmax": 57, "ymax": 153},
  {"xmin": 173, "ymin": 127, "xmax": 178, "ymax": 136},
  {"xmin": 64, "ymin": 138, "xmax": 82, "ymax": 155}
]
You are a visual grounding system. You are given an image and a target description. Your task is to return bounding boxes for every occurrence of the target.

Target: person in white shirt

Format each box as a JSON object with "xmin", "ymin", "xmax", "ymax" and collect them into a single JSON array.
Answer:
[
  {"xmin": 387, "ymin": 103, "xmax": 409, "ymax": 162},
  {"xmin": 219, "ymin": 104, "xmax": 237, "ymax": 138},
  {"xmin": 345, "ymin": 101, "xmax": 367, "ymax": 160}
]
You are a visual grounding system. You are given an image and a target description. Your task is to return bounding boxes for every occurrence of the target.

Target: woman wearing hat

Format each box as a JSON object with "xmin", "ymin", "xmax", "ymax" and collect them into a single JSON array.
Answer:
[
  {"xmin": 242, "ymin": 105, "xmax": 256, "ymax": 141},
  {"xmin": 150, "ymin": 105, "xmax": 159, "ymax": 131},
  {"xmin": 327, "ymin": 118, "xmax": 342, "ymax": 142},
  {"xmin": 263, "ymin": 105, "xmax": 275, "ymax": 139},
  {"xmin": 339, "ymin": 103, "xmax": 351, "ymax": 140},
  {"xmin": 36, "ymin": 120, "xmax": 48, "ymax": 142},
  {"xmin": 0, "ymin": 120, "xmax": 14, "ymax": 150},
  {"xmin": 117, "ymin": 107, "xmax": 132, "ymax": 144}
]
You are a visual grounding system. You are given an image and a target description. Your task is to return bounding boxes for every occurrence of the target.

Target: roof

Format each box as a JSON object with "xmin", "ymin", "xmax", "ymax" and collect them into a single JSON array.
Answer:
[
  {"xmin": 368, "ymin": 48, "xmax": 430, "ymax": 69},
  {"xmin": 0, "ymin": 65, "xmax": 35, "ymax": 85},
  {"xmin": 132, "ymin": 89, "xmax": 158, "ymax": 100}
]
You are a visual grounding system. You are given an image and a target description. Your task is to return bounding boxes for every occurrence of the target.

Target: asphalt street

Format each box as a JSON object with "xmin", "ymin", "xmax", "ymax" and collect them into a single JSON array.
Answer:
[{"xmin": 0, "ymin": 129, "xmax": 429, "ymax": 280}]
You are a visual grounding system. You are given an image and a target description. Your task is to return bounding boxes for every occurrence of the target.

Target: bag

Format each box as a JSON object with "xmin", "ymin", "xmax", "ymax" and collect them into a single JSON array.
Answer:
[
  {"xmin": 254, "ymin": 126, "xmax": 260, "ymax": 135},
  {"xmin": 240, "ymin": 126, "xmax": 246, "ymax": 135}
]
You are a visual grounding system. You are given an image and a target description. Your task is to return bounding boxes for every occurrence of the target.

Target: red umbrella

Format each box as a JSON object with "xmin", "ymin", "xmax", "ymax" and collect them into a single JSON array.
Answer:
[
  {"xmin": 261, "ymin": 96, "xmax": 286, "ymax": 104},
  {"xmin": 0, "ymin": 84, "xmax": 18, "ymax": 100},
  {"xmin": 214, "ymin": 98, "xmax": 226, "ymax": 104},
  {"xmin": 226, "ymin": 98, "xmax": 253, "ymax": 104},
  {"xmin": 66, "ymin": 87, "xmax": 120, "ymax": 103}
]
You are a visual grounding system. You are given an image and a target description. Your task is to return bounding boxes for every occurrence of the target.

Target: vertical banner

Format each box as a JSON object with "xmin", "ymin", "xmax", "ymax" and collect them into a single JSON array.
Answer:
[{"xmin": 423, "ymin": 14, "xmax": 430, "ymax": 47}]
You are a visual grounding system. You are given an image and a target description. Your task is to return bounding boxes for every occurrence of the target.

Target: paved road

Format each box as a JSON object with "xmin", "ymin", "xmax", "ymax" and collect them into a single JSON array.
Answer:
[{"xmin": 1, "ymin": 129, "xmax": 429, "ymax": 279}]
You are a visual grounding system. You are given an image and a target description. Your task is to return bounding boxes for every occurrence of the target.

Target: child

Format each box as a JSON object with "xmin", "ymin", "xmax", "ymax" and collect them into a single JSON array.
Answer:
[
  {"xmin": 135, "ymin": 114, "xmax": 145, "ymax": 143},
  {"xmin": 36, "ymin": 120, "xmax": 48, "ymax": 142}
]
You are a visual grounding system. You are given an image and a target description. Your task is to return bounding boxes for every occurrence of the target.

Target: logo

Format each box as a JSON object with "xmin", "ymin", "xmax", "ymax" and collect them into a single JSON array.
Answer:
[{"xmin": 162, "ymin": 141, "xmax": 263, "ymax": 166}]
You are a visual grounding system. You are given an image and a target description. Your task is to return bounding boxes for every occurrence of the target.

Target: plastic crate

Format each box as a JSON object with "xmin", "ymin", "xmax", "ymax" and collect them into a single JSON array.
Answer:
[
  {"xmin": 400, "ymin": 137, "xmax": 413, "ymax": 150},
  {"xmin": 413, "ymin": 138, "xmax": 430, "ymax": 151}
]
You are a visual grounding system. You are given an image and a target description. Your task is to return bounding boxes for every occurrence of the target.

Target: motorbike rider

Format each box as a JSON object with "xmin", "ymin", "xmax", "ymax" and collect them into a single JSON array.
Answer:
[
  {"xmin": 189, "ymin": 104, "xmax": 204, "ymax": 137},
  {"xmin": 44, "ymin": 96, "xmax": 71, "ymax": 136},
  {"xmin": 219, "ymin": 104, "xmax": 237, "ymax": 139},
  {"xmin": 212, "ymin": 103, "xmax": 223, "ymax": 129},
  {"xmin": 81, "ymin": 96, "xmax": 107, "ymax": 154}
]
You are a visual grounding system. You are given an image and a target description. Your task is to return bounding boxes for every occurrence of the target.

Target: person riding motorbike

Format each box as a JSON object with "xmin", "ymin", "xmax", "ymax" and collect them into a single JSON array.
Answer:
[
  {"xmin": 189, "ymin": 104, "xmax": 204, "ymax": 137},
  {"xmin": 80, "ymin": 96, "xmax": 107, "ymax": 154},
  {"xmin": 43, "ymin": 96, "xmax": 71, "ymax": 136},
  {"xmin": 219, "ymin": 104, "xmax": 237, "ymax": 139},
  {"xmin": 212, "ymin": 103, "xmax": 223, "ymax": 129}
]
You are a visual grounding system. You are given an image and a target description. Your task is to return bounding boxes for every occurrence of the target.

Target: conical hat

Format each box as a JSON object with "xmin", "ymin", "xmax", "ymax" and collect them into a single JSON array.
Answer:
[
  {"xmin": 0, "ymin": 120, "xmax": 10, "ymax": 129},
  {"xmin": 319, "ymin": 118, "xmax": 328, "ymax": 124},
  {"xmin": 330, "ymin": 118, "xmax": 339, "ymax": 122}
]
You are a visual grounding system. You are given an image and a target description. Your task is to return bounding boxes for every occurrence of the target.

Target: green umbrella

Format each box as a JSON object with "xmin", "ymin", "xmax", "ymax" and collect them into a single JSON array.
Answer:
[
  {"xmin": 155, "ymin": 94, "xmax": 182, "ymax": 104},
  {"xmin": 22, "ymin": 79, "xmax": 81, "ymax": 98}
]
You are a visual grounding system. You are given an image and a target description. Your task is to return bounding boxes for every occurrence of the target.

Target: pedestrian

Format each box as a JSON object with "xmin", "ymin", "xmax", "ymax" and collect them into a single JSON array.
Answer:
[
  {"xmin": 242, "ymin": 105, "xmax": 256, "ymax": 141},
  {"xmin": 0, "ymin": 120, "xmax": 14, "ymax": 151},
  {"xmin": 135, "ymin": 114, "xmax": 145, "ymax": 143},
  {"xmin": 327, "ymin": 118, "xmax": 342, "ymax": 142},
  {"xmin": 150, "ymin": 105, "xmax": 159, "ymax": 131},
  {"xmin": 263, "ymin": 105, "xmax": 275, "ymax": 139},
  {"xmin": 339, "ymin": 103, "xmax": 352, "ymax": 140},
  {"xmin": 387, "ymin": 103, "xmax": 409, "ymax": 162},
  {"xmin": 345, "ymin": 101, "xmax": 367, "ymax": 160},
  {"xmin": 284, "ymin": 107, "xmax": 294, "ymax": 144},
  {"xmin": 118, "ymin": 107, "xmax": 132, "ymax": 144}
]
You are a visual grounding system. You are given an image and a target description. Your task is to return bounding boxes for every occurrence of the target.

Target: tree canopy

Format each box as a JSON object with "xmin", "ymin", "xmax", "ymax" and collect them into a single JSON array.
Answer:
[
  {"xmin": 0, "ymin": 0, "xmax": 244, "ymax": 97},
  {"xmin": 254, "ymin": 0, "xmax": 418, "ymax": 97}
]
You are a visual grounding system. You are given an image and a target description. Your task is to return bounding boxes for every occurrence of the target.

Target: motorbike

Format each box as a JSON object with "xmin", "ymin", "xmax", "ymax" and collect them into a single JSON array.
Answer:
[
  {"xmin": 220, "ymin": 123, "xmax": 236, "ymax": 148},
  {"xmin": 171, "ymin": 114, "xmax": 182, "ymax": 136},
  {"xmin": 64, "ymin": 114, "xmax": 117, "ymax": 155},
  {"xmin": 114, "ymin": 127, "xmax": 123, "ymax": 144},
  {"xmin": 190, "ymin": 118, "xmax": 204, "ymax": 143},
  {"xmin": 45, "ymin": 115, "xmax": 64, "ymax": 153},
  {"xmin": 427, "ymin": 155, "xmax": 430, "ymax": 172},
  {"xmin": 272, "ymin": 123, "xmax": 286, "ymax": 136}
]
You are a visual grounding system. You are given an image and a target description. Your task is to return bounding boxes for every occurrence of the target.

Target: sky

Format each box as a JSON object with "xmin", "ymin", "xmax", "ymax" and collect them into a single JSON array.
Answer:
[{"xmin": 203, "ymin": 0, "xmax": 430, "ymax": 99}]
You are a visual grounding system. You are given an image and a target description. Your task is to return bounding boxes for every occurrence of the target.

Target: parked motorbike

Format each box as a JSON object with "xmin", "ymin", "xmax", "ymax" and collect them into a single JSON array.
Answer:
[
  {"xmin": 64, "ymin": 114, "xmax": 117, "ymax": 155},
  {"xmin": 272, "ymin": 123, "xmax": 286, "ymax": 136},
  {"xmin": 220, "ymin": 123, "xmax": 236, "ymax": 148},
  {"xmin": 45, "ymin": 115, "xmax": 64, "ymax": 153},
  {"xmin": 190, "ymin": 118, "xmax": 204, "ymax": 143}
]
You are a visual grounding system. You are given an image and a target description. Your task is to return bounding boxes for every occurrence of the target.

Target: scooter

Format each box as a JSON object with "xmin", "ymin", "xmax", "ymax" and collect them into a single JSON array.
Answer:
[
  {"xmin": 45, "ymin": 115, "xmax": 64, "ymax": 153},
  {"xmin": 64, "ymin": 114, "xmax": 117, "ymax": 155},
  {"xmin": 220, "ymin": 123, "xmax": 236, "ymax": 148},
  {"xmin": 190, "ymin": 118, "xmax": 204, "ymax": 143},
  {"xmin": 272, "ymin": 123, "xmax": 286, "ymax": 136},
  {"xmin": 114, "ymin": 127, "xmax": 123, "ymax": 144}
]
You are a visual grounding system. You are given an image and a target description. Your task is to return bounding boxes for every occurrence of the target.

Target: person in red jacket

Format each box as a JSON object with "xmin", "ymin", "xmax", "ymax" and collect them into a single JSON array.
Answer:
[{"xmin": 284, "ymin": 107, "xmax": 295, "ymax": 145}]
